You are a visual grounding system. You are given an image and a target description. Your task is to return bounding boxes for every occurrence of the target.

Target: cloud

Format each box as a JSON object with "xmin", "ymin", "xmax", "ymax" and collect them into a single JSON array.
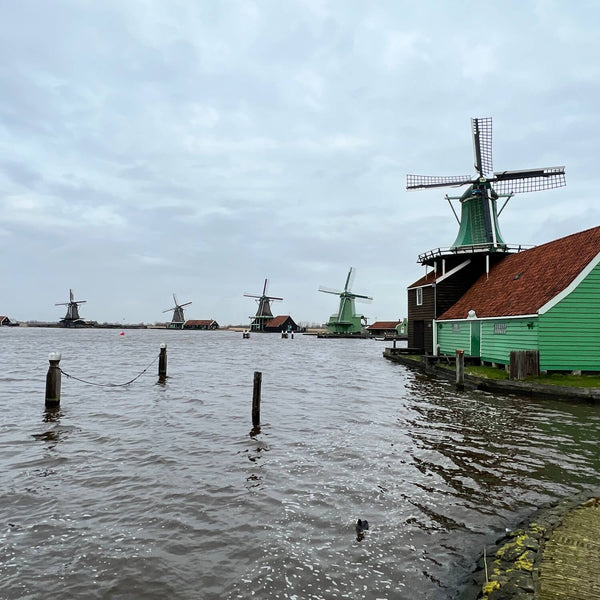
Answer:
[{"xmin": 1, "ymin": 0, "xmax": 598, "ymax": 324}]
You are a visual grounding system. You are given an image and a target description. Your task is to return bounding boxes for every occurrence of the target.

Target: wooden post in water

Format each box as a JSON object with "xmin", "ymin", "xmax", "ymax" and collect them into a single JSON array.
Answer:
[
  {"xmin": 158, "ymin": 343, "xmax": 167, "ymax": 382},
  {"xmin": 252, "ymin": 371, "xmax": 262, "ymax": 428},
  {"xmin": 456, "ymin": 349, "xmax": 465, "ymax": 390},
  {"xmin": 45, "ymin": 352, "xmax": 62, "ymax": 407}
]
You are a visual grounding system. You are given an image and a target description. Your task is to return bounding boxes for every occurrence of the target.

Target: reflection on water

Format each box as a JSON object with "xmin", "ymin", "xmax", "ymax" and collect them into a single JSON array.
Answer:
[{"xmin": 1, "ymin": 328, "xmax": 600, "ymax": 599}]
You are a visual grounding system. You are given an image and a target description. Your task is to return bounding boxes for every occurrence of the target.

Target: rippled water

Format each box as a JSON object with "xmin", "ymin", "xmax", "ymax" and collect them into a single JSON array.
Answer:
[{"xmin": 2, "ymin": 327, "xmax": 600, "ymax": 599}]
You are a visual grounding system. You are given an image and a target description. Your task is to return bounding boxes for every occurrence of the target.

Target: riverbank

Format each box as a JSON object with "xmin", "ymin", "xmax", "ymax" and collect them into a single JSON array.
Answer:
[
  {"xmin": 461, "ymin": 490, "xmax": 600, "ymax": 599},
  {"xmin": 383, "ymin": 348, "xmax": 600, "ymax": 403}
]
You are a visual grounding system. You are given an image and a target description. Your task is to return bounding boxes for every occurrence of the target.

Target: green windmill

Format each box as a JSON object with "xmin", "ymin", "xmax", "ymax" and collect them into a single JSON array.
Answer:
[
  {"xmin": 407, "ymin": 117, "xmax": 566, "ymax": 252},
  {"xmin": 319, "ymin": 267, "xmax": 373, "ymax": 335}
]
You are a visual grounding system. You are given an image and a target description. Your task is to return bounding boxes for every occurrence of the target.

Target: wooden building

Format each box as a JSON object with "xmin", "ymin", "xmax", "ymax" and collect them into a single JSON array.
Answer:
[
  {"xmin": 0, "ymin": 316, "xmax": 13, "ymax": 326},
  {"xmin": 261, "ymin": 315, "xmax": 299, "ymax": 333},
  {"xmin": 434, "ymin": 226, "xmax": 600, "ymax": 372},
  {"xmin": 183, "ymin": 319, "xmax": 219, "ymax": 330},
  {"xmin": 367, "ymin": 320, "xmax": 407, "ymax": 337},
  {"xmin": 407, "ymin": 250, "xmax": 511, "ymax": 352}
]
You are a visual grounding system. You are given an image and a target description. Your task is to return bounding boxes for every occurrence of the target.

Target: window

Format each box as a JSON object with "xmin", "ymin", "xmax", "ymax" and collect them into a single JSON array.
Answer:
[
  {"xmin": 494, "ymin": 323, "xmax": 507, "ymax": 335},
  {"xmin": 416, "ymin": 288, "xmax": 423, "ymax": 306},
  {"xmin": 452, "ymin": 323, "xmax": 461, "ymax": 333}
]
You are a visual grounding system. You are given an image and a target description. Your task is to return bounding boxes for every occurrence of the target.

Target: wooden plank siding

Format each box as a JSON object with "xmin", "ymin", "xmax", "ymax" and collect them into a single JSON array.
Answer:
[
  {"xmin": 436, "ymin": 317, "xmax": 538, "ymax": 362},
  {"xmin": 480, "ymin": 319, "xmax": 538, "ymax": 365},
  {"xmin": 539, "ymin": 262, "xmax": 600, "ymax": 371},
  {"xmin": 407, "ymin": 286, "xmax": 435, "ymax": 350},
  {"xmin": 437, "ymin": 321, "xmax": 472, "ymax": 355}
]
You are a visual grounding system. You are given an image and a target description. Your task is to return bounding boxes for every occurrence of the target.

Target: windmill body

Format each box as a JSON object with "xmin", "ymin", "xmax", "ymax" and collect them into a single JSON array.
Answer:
[
  {"xmin": 319, "ymin": 268, "xmax": 372, "ymax": 335},
  {"xmin": 163, "ymin": 294, "xmax": 192, "ymax": 329},
  {"xmin": 244, "ymin": 279, "xmax": 283, "ymax": 332},
  {"xmin": 55, "ymin": 289, "xmax": 87, "ymax": 326},
  {"xmin": 407, "ymin": 117, "xmax": 566, "ymax": 266}
]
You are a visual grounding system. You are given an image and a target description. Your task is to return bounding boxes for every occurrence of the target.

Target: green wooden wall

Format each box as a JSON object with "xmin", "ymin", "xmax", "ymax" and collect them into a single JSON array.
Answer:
[
  {"xmin": 437, "ymin": 321, "xmax": 472, "ymax": 355},
  {"xmin": 437, "ymin": 318, "xmax": 538, "ymax": 362},
  {"xmin": 539, "ymin": 261, "xmax": 600, "ymax": 371},
  {"xmin": 480, "ymin": 318, "xmax": 538, "ymax": 365}
]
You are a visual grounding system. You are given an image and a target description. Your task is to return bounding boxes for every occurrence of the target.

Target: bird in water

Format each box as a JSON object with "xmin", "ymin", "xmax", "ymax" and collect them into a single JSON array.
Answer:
[{"xmin": 356, "ymin": 519, "xmax": 369, "ymax": 541}]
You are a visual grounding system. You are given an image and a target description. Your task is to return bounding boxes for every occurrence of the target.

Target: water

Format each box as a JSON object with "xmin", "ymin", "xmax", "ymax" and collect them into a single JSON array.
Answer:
[{"xmin": 2, "ymin": 327, "xmax": 600, "ymax": 599}]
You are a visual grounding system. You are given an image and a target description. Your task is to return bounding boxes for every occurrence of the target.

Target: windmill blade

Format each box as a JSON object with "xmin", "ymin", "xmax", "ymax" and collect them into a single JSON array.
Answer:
[
  {"xmin": 244, "ymin": 293, "xmax": 261, "ymax": 298},
  {"xmin": 266, "ymin": 296, "xmax": 283, "ymax": 301},
  {"xmin": 337, "ymin": 296, "xmax": 348, "ymax": 321},
  {"xmin": 344, "ymin": 267, "xmax": 355, "ymax": 293},
  {"xmin": 471, "ymin": 117, "xmax": 493, "ymax": 176},
  {"xmin": 492, "ymin": 166, "xmax": 566, "ymax": 195},
  {"xmin": 354, "ymin": 296, "xmax": 373, "ymax": 304},
  {"xmin": 407, "ymin": 174, "xmax": 473, "ymax": 190},
  {"xmin": 69, "ymin": 289, "xmax": 75, "ymax": 302},
  {"xmin": 55, "ymin": 302, "xmax": 69, "ymax": 306},
  {"xmin": 262, "ymin": 278, "xmax": 268, "ymax": 295},
  {"xmin": 163, "ymin": 307, "xmax": 175, "ymax": 313},
  {"xmin": 180, "ymin": 302, "xmax": 192, "ymax": 308},
  {"xmin": 172, "ymin": 293, "xmax": 179, "ymax": 305},
  {"xmin": 318, "ymin": 286, "xmax": 342, "ymax": 295},
  {"xmin": 76, "ymin": 300, "xmax": 87, "ymax": 304}
]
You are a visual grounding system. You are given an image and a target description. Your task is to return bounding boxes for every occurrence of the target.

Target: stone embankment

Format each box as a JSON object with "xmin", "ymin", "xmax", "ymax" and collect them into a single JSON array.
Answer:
[{"xmin": 465, "ymin": 492, "xmax": 600, "ymax": 599}]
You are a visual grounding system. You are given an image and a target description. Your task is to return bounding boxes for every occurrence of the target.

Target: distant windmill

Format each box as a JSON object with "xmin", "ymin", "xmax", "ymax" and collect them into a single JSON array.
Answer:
[
  {"xmin": 319, "ymin": 267, "xmax": 372, "ymax": 335},
  {"xmin": 163, "ymin": 294, "xmax": 191, "ymax": 329},
  {"xmin": 55, "ymin": 289, "xmax": 86, "ymax": 326},
  {"xmin": 407, "ymin": 117, "xmax": 566, "ymax": 253},
  {"xmin": 244, "ymin": 278, "xmax": 283, "ymax": 332}
]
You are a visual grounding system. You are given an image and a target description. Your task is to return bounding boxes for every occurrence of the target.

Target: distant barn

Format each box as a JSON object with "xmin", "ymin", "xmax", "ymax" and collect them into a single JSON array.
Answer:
[
  {"xmin": 367, "ymin": 320, "xmax": 407, "ymax": 337},
  {"xmin": 183, "ymin": 319, "xmax": 219, "ymax": 330},
  {"xmin": 0, "ymin": 316, "xmax": 13, "ymax": 326},
  {"xmin": 261, "ymin": 315, "xmax": 299, "ymax": 333}
]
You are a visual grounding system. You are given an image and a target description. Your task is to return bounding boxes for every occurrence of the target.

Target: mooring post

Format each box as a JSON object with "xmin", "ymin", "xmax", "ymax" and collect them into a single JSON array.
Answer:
[
  {"xmin": 158, "ymin": 343, "xmax": 167, "ymax": 381},
  {"xmin": 45, "ymin": 352, "xmax": 62, "ymax": 407},
  {"xmin": 252, "ymin": 371, "xmax": 262, "ymax": 428},
  {"xmin": 456, "ymin": 349, "xmax": 465, "ymax": 390}
]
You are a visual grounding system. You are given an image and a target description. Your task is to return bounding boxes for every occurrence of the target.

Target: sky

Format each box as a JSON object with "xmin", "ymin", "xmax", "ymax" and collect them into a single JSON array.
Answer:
[{"xmin": 1, "ymin": 0, "xmax": 599, "ymax": 326}]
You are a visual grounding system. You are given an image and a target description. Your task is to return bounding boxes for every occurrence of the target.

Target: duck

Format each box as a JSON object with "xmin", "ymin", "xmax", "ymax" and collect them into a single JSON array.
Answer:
[{"xmin": 355, "ymin": 519, "xmax": 369, "ymax": 540}]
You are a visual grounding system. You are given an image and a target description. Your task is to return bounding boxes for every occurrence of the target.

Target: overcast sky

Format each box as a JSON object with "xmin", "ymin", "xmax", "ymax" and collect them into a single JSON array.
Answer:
[{"xmin": 2, "ymin": 0, "xmax": 599, "ymax": 325}]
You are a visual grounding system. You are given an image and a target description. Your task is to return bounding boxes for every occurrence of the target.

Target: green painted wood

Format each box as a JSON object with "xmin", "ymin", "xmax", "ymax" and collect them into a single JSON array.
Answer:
[
  {"xmin": 480, "ymin": 318, "xmax": 538, "ymax": 365},
  {"xmin": 437, "ymin": 318, "xmax": 538, "ymax": 362},
  {"xmin": 437, "ymin": 321, "xmax": 472, "ymax": 355},
  {"xmin": 539, "ymin": 262, "xmax": 600, "ymax": 371}
]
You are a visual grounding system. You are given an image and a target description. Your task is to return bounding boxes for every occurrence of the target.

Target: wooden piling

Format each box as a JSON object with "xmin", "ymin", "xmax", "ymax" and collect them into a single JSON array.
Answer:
[
  {"xmin": 158, "ymin": 343, "xmax": 167, "ymax": 381},
  {"xmin": 456, "ymin": 349, "xmax": 465, "ymax": 390},
  {"xmin": 252, "ymin": 371, "xmax": 262, "ymax": 428},
  {"xmin": 45, "ymin": 352, "xmax": 62, "ymax": 407}
]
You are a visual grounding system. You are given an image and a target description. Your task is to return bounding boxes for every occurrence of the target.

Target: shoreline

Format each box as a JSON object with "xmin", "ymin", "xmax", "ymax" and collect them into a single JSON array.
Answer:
[{"xmin": 383, "ymin": 348, "xmax": 600, "ymax": 403}]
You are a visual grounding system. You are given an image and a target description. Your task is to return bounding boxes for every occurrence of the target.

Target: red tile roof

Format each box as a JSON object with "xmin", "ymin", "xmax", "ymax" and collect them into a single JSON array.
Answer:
[
  {"xmin": 264, "ymin": 315, "xmax": 291, "ymax": 327},
  {"xmin": 368, "ymin": 321, "xmax": 401, "ymax": 329},
  {"xmin": 408, "ymin": 270, "xmax": 439, "ymax": 288},
  {"xmin": 438, "ymin": 226, "xmax": 600, "ymax": 320},
  {"xmin": 185, "ymin": 319, "xmax": 217, "ymax": 326}
]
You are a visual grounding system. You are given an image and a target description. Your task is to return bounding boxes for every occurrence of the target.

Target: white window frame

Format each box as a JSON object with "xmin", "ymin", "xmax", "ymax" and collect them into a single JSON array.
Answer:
[{"xmin": 416, "ymin": 287, "xmax": 423, "ymax": 306}]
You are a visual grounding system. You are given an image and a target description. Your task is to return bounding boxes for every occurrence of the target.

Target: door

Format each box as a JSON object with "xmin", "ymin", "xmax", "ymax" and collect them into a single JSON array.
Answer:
[
  {"xmin": 470, "ymin": 320, "xmax": 481, "ymax": 356},
  {"xmin": 413, "ymin": 320, "xmax": 425, "ymax": 351}
]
